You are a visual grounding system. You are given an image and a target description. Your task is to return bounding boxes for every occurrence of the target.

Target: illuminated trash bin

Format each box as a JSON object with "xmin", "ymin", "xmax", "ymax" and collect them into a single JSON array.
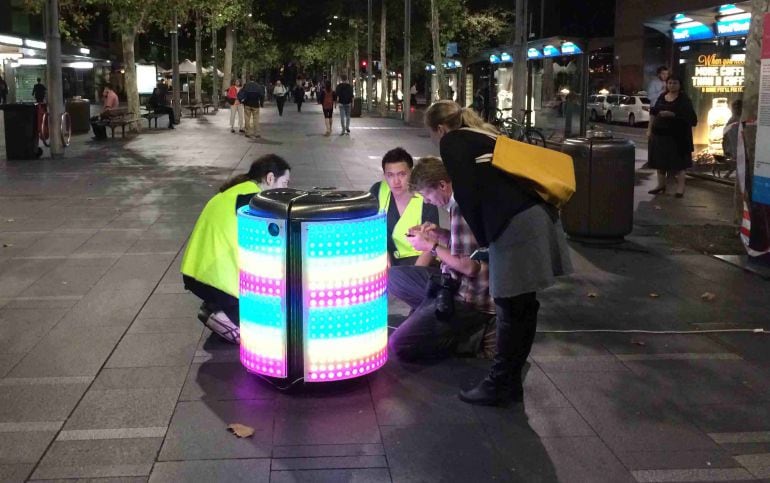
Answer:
[{"xmin": 237, "ymin": 188, "xmax": 388, "ymax": 385}]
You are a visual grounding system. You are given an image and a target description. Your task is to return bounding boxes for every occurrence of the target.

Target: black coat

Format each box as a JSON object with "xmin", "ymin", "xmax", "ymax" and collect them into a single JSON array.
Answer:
[
  {"xmin": 651, "ymin": 93, "xmax": 697, "ymax": 155},
  {"xmin": 439, "ymin": 129, "xmax": 540, "ymax": 247}
]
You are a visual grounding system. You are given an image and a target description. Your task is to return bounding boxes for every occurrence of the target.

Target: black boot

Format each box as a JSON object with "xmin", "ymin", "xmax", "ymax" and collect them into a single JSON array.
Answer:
[{"xmin": 458, "ymin": 294, "xmax": 539, "ymax": 406}]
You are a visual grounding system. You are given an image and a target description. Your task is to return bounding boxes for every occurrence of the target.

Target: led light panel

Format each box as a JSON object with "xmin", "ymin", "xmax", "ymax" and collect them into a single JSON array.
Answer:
[
  {"xmin": 301, "ymin": 214, "xmax": 388, "ymax": 382},
  {"xmin": 237, "ymin": 209, "xmax": 288, "ymax": 378}
]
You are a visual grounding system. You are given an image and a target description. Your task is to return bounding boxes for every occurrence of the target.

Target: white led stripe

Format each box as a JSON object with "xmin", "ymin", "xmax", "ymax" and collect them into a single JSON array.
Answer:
[
  {"xmin": 240, "ymin": 324, "xmax": 284, "ymax": 360},
  {"xmin": 306, "ymin": 329, "xmax": 388, "ymax": 365},
  {"xmin": 238, "ymin": 250, "xmax": 284, "ymax": 280}
]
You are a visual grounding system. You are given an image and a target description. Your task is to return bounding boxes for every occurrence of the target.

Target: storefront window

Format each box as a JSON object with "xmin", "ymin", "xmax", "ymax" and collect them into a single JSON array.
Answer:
[
  {"xmin": 528, "ymin": 55, "xmax": 586, "ymax": 142},
  {"xmin": 676, "ymin": 37, "xmax": 745, "ymax": 157}
]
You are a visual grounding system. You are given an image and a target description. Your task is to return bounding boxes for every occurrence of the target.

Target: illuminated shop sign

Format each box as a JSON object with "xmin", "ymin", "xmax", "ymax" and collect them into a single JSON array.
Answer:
[
  {"xmin": 527, "ymin": 48, "xmax": 543, "ymax": 59},
  {"xmin": 542, "ymin": 45, "xmax": 560, "ymax": 57},
  {"xmin": 716, "ymin": 12, "xmax": 751, "ymax": 36},
  {"xmin": 561, "ymin": 42, "xmax": 582, "ymax": 55},
  {"xmin": 489, "ymin": 54, "xmax": 501, "ymax": 64},
  {"xmin": 673, "ymin": 22, "xmax": 715, "ymax": 42},
  {"xmin": 691, "ymin": 54, "xmax": 745, "ymax": 93},
  {"xmin": 500, "ymin": 52, "xmax": 512, "ymax": 63}
]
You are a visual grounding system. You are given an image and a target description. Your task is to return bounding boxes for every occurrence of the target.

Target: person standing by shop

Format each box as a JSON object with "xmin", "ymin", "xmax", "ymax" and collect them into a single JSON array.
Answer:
[
  {"xmin": 423, "ymin": 100, "xmax": 573, "ymax": 406},
  {"xmin": 226, "ymin": 79, "xmax": 244, "ymax": 133},
  {"xmin": 335, "ymin": 74, "xmax": 354, "ymax": 135},
  {"xmin": 647, "ymin": 66, "xmax": 669, "ymax": 106},
  {"xmin": 320, "ymin": 80, "xmax": 336, "ymax": 137},
  {"xmin": 647, "ymin": 77, "xmax": 698, "ymax": 198},
  {"xmin": 410, "ymin": 82, "xmax": 418, "ymax": 107},
  {"xmin": 32, "ymin": 78, "xmax": 47, "ymax": 103},
  {"xmin": 293, "ymin": 84, "xmax": 305, "ymax": 112},
  {"xmin": 0, "ymin": 76, "xmax": 8, "ymax": 104},
  {"xmin": 239, "ymin": 75, "xmax": 263, "ymax": 138},
  {"xmin": 273, "ymin": 80, "xmax": 287, "ymax": 116}
]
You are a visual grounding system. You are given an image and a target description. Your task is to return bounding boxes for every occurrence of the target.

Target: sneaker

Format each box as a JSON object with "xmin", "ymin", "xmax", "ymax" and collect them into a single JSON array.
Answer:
[
  {"xmin": 231, "ymin": 128, "xmax": 235, "ymax": 133},
  {"xmin": 205, "ymin": 311, "xmax": 240, "ymax": 344}
]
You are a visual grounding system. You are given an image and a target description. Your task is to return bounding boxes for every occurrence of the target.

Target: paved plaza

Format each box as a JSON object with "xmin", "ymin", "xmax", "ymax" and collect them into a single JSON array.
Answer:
[{"xmin": 1, "ymin": 103, "xmax": 770, "ymax": 482}]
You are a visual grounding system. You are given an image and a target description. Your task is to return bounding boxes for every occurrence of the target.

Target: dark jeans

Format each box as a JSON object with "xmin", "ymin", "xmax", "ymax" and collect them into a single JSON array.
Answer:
[
  {"xmin": 183, "ymin": 275, "xmax": 240, "ymax": 325},
  {"xmin": 296, "ymin": 101, "xmax": 303, "ymax": 112},
  {"xmin": 490, "ymin": 293, "xmax": 539, "ymax": 383},
  {"xmin": 276, "ymin": 97, "xmax": 285, "ymax": 116},
  {"xmin": 0, "ymin": 92, "xmax": 6, "ymax": 104},
  {"xmin": 154, "ymin": 106, "xmax": 174, "ymax": 127},
  {"xmin": 388, "ymin": 265, "xmax": 491, "ymax": 361}
]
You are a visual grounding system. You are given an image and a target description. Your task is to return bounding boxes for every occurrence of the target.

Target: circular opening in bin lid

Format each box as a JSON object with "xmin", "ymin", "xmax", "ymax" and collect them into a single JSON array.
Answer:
[{"xmin": 290, "ymin": 190, "xmax": 379, "ymax": 221}]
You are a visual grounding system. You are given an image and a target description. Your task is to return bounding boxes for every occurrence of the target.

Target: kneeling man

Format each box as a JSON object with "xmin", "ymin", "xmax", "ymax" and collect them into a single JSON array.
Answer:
[{"xmin": 388, "ymin": 156, "xmax": 494, "ymax": 360}]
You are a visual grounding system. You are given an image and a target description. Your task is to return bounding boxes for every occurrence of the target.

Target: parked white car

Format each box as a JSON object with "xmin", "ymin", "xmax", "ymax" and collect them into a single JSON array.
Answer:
[
  {"xmin": 587, "ymin": 94, "xmax": 609, "ymax": 121},
  {"xmin": 605, "ymin": 95, "xmax": 651, "ymax": 126}
]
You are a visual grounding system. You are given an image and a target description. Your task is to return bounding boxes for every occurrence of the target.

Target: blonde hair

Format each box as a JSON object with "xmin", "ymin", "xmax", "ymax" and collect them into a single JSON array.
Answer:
[
  {"xmin": 424, "ymin": 100, "xmax": 498, "ymax": 135},
  {"xmin": 409, "ymin": 156, "xmax": 450, "ymax": 192}
]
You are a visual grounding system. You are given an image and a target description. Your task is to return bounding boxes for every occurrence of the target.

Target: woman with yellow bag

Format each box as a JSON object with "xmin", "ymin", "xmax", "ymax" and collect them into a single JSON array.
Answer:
[{"xmin": 424, "ymin": 100, "xmax": 573, "ymax": 406}]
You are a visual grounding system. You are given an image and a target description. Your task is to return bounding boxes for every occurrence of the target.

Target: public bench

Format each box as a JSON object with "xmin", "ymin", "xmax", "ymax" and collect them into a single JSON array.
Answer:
[{"xmin": 95, "ymin": 108, "xmax": 139, "ymax": 138}]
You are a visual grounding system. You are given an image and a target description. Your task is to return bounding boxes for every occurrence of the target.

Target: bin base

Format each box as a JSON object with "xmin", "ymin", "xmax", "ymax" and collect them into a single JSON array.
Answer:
[{"xmin": 566, "ymin": 234, "xmax": 626, "ymax": 245}]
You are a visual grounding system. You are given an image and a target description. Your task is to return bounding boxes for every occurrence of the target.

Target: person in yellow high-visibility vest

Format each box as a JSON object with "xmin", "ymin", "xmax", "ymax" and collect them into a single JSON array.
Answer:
[
  {"xmin": 369, "ymin": 147, "xmax": 440, "ymax": 267},
  {"xmin": 181, "ymin": 155, "xmax": 291, "ymax": 344}
]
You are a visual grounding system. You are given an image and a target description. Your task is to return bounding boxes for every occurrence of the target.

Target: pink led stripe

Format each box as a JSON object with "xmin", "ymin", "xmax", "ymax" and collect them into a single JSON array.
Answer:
[
  {"xmin": 239, "ymin": 272, "xmax": 284, "ymax": 297},
  {"xmin": 240, "ymin": 348, "xmax": 286, "ymax": 378},
  {"xmin": 306, "ymin": 349, "xmax": 388, "ymax": 381},
  {"xmin": 308, "ymin": 275, "xmax": 387, "ymax": 307}
]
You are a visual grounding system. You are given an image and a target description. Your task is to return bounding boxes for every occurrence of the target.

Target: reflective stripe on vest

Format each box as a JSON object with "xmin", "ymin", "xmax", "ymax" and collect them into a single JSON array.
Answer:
[
  {"xmin": 180, "ymin": 180, "xmax": 260, "ymax": 297},
  {"xmin": 377, "ymin": 181, "xmax": 424, "ymax": 259}
]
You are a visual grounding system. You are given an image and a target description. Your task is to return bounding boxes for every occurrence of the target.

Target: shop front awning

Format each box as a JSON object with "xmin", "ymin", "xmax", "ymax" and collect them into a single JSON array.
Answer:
[{"xmin": 644, "ymin": 2, "xmax": 753, "ymax": 42}]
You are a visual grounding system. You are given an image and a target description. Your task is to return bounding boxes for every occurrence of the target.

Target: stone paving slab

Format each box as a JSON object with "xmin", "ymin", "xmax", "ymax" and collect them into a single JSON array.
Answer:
[{"xmin": 2, "ymin": 102, "xmax": 770, "ymax": 482}]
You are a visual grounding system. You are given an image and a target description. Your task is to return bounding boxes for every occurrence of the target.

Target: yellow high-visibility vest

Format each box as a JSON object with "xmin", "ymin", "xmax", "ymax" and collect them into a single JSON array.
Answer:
[
  {"xmin": 378, "ymin": 181, "xmax": 425, "ymax": 260},
  {"xmin": 181, "ymin": 180, "xmax": 260, "ymax": 297}
]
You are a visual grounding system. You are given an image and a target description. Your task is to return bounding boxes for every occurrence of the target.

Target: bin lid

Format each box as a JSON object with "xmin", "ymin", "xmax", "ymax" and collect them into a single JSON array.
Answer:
[
  {"xmin": 564, "ymin": 137, "xmax": 635, "ymax": 148},
  {"xmin": 247, "ymin": 188, "xmax": 378, "ymax": 221},
  {"xmin": 290, "ymin": 190, "xmax": 378, "ymax": 221},
  {"xmin": 0, "ymin": 103, "xmax": 37, "ymax": 112}
]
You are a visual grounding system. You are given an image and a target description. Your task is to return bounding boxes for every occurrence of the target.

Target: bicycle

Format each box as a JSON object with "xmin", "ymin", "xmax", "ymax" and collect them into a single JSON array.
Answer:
[
  {"xmin": 40, "ymin": 109, "xmax": 72, "ymax": 148},
  {"xmin": 500, "ymin": 109, "xmax": 547, "ymax": 147}
]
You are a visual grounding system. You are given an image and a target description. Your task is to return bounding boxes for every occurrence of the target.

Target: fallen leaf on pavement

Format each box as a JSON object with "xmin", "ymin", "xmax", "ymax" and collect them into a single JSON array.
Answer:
[
  {"xmin": 701, "ymin": 292, "xmax": 717, "ymax": 301},
  {"xmin": 6, "ymin": 219, "xmax": 14, "ymax": 222},
  {"xmin": 649, "ymin": 293, "xmax": 660, "ymax": 298},
  {"xmin": 2, "ymin": 243, "xmax": 12, "ymax": 248},
  {"xmin": 227, "ymin": 423, "xmax": 254, "ymax": 438},
  {"xmin": 587, "ymin": 293, "xmax": 598, "ymax": 298},
  {"xmin": 631, "ymin": 339, "xmax": 646, "ymax": 346},
  {"xmin": 654, "ymin": 205, "xmax": 662, "ymax": 210}
]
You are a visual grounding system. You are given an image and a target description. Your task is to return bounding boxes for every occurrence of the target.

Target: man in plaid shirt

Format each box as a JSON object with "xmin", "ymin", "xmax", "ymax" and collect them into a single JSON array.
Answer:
[{"xmin": 388, "ymin": 156, "xmax": 495, "ymax": 361}]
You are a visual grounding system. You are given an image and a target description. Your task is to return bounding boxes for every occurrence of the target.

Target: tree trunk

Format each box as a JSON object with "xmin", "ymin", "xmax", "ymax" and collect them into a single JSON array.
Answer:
[
  {"xmin": 512, "ymin": 0, "xmax": 528, "ymax": 118},
  {"xmin": 121, "ymin": 29, "xmax": 141, "ymax": 132},
  {"xmin": 211, "ymin": 21, "xmax": 219, "ymax": 111},
  {"xmin": 223, "ymin": 25, "xmax": 234, "ymax": 94},
  {"xmin": 195, "ymin": 12, "xmax": 203, "ymax": 104},
  {"xmin": 430, "ymin": 0, "xmax": 446, "ymax": 100},
  {"xmin": 741, "ymin": 1, "xmax": 770, "ymax": 253},
  {"xmin": 379, "ymin": 0, "xmax": 387, "ymax": 115},
  {"xmin": 45, "ymin": 0, "xmax": 65, "ymax": 156}
]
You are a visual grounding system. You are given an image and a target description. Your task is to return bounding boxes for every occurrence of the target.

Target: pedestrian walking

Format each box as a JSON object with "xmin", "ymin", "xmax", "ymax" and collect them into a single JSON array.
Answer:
[
  {"xmin": 320, "ymin": 80, "xmax": 336, "ymax": 137},
  {"xmin": 273, "ymin": 80, "xmax": 287, "ymax": 116},
  {"xmin": 0, "ymin": 75, "xmax": 8, "ymax": 104},
  {"xmin": 32, "ymin": 78, "xmax": 46, "ymax": 103},
  {"xmin": 335, "ymin": 74, "xmax": 354, "ymax": 135},
  {"xmin": 410, "ymin": 82, "xmax": 418, "ymax": 107},
  {"xmin": 647, "ymin": 77, "xmax": 698, "ymax": 198},
  {"xmin": 225, "ymin": 79, "xmax": 244, "ymax": 133},
  {"xmin": 423, "ymin": 100, "xmax": 573, "ymax": 406},
  {"xmin": 239, "ymin": 76, "xmax": 263, "ymax": 138},
  {"xmin": 293, "ymin": 84, "xmax": 305, "ymax": 112}
]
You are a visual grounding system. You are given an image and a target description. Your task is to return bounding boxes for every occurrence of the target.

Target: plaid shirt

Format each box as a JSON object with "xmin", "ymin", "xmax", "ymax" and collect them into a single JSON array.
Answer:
[{"xmin": 442, "ymin": 202, "xmax": 495, "ymax": 315}]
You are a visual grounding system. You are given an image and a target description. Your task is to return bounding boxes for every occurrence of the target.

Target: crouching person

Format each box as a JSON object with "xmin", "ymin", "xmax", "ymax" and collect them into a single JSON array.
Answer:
[
  {"xmin": 388, "ymin": 156, "xmax": 495, "ymax": 361},
  {"xmin": 180, "ymin": 155, "xmax": 291, "ymax": 343}
]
